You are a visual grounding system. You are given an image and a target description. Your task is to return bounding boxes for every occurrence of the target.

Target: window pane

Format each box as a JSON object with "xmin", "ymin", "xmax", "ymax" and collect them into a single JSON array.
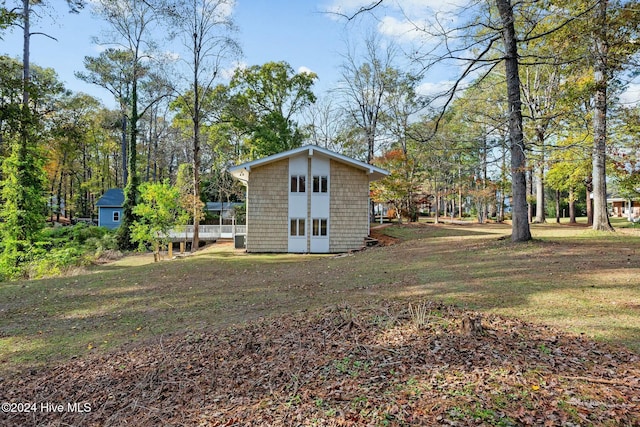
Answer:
[
  {"xmin": 321, "ymin": 219, "xmax": 327, "ymax": 236},
  {"xmin": 290, "ymin": 176, "xmax": 297, "ymax": 192},
  {"xmin": 312, "ymin": 219, "xmax": 319, "ymax": 236},
  {"xmin": 299, "ymin": 219, "xmax": 305, "ymax": 235},
  {"xmin": 299, "ymin": 176, "xmax": 305, "ymax": 192},
  {"xmin": 290, "ymin": 219, "xmax": 297, "ymax": 236},
  {"xmin": 321, "ymin": 176, "xmax": 328, "ymax": 193},
  {"xmin": 313, "ymin": 176, "xmax": 319, "ymax": 192}
]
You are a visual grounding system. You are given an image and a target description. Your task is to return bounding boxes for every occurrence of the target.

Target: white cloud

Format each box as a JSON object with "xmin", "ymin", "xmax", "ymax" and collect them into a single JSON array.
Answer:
[
  {"xmin": 322, "ymin": 0, "xmax": 471, "ymax": 51},
  {"xmin": 298, "ymin": 66, "xmax": 316, "ymax": 75},
  {"xmin": 323, "ymin": 0, "xmax": 467, "ymax": 20},
  {"xmin": 620, "ymin": 83, "xmax": 640, "ymax": 107},
  {"xmin": 160, "ymin": 50, "xmax": 181, "ymax": 63},
  {"xmin": 221, "ymin": 60, "xmax": 246, "ymax": 80},
  {"xmin": 377, "ymin": 16, "xmax": 422, "ymax": 41},
  {"xmin": 417, "ymin": 80, "xmax": 455, "ymax": 98},
  {"xmin": 416, "ymin": 80, "xmax": 460, "ymax": 109},
  {"xmin": 217, "ymin": 0, "xmax": 236, "ymax": 20}
]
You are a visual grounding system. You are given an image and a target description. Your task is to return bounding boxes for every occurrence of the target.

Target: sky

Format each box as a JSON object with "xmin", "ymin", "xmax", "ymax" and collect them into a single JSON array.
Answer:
[
  {"xmin": 0, "ymin": 0, "xmax": 453, "ymax": 110},
  {"xmin": 3, "ymin": 0, "xmax": 640, "ymax": 112}
]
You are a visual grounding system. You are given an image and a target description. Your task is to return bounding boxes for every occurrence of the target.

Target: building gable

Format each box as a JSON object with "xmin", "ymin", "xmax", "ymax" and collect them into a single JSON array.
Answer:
[
  {"xmin": 96, "ymin": 189, "xmax": 124, "ymax": 229},
  {"xmin": 230, "ymin": 146, "xmax": 388, "ymax": 253}
]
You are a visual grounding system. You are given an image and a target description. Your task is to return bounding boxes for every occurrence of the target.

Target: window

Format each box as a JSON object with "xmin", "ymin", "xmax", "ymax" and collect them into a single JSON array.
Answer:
[
  {"xmin": 113, "ymin": 211, "xmax": 120, "ymax": 222},
  {"xmin": 312, "ymin": 218, "xmax": 327, "ymax": 236},
  {"xmin": 312, "ymin": 175, "xmax": 328, "ymax": 193},
  {"xmin": 290, "ymin": 218, "xmax": 306, "ymax": 236},
  {"xmin": 290, "ymin": 175, "xmax": 306, "ymax": 192}
]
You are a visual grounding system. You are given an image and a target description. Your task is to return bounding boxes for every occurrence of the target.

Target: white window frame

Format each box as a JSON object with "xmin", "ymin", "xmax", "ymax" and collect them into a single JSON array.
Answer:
[
  {"xmin": 290, "ymin": 175, "xmax": 306, "ymax": 193},
  {"xmin": 312, "ymin": 175, "xmax": 328, "ymax": 193},
  {"xmin": 289, "ymin": 218, "xmax": 306, "ymax": 237},
  {"xmin": 312, "ymin": 218, "xmax": 328, "ymax": 237}
]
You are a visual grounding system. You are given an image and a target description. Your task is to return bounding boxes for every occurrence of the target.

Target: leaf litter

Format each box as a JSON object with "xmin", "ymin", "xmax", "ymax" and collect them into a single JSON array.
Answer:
[{"xmin": 1, "ymin": 301, "xmax": 638, "ymax": 426}]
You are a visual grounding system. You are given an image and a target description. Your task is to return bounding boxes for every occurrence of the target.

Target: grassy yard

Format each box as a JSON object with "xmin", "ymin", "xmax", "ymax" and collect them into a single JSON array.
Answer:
[
  {"xmin": 1, "ymin": 221, "xmax": 639, "ymax": 426},
  {"xmin": 1, "ymin": 221, "xmax": 639, "ymax": 375}
]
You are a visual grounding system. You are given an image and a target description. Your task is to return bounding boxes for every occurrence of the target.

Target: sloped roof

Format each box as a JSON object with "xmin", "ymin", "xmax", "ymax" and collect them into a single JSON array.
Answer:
[
  {"xmin": 229, "ymin": 145, "xmax": 389, "ymax": 183},
  {"xmin": 96, "ymin": 188, "xmax": 124, "ymax": 207},
  {"xmin": 205, "ymin": 202, "xmax": 244, "ymax": 211}
]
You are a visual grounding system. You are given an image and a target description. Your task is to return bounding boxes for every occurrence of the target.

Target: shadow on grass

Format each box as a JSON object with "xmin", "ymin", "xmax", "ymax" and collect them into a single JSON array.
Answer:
[{"xmin": 1, "ymin": 222, "xmax": 639, "ymax": 375}]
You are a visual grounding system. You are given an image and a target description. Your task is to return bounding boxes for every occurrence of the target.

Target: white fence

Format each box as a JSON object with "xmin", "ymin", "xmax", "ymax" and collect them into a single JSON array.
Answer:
[{"xmin": 166, "ymin": 225, "xmax": 246, "ymax": 240}]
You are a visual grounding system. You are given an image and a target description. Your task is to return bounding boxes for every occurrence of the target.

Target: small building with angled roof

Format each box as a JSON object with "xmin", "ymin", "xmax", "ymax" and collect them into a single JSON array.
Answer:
[
  {"xmin": 96, "ymin": 188, "xmax": 124, "ymax": 229},
  {"xmin": 229, "ymin": 145, "xmax": 388, "ymax": 253}
]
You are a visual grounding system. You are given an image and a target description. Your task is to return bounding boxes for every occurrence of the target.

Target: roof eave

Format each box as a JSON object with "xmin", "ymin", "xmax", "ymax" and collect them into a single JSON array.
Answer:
[{"xmin": 228, "ymin": 145, "xmax": 389, "ymax": 182}]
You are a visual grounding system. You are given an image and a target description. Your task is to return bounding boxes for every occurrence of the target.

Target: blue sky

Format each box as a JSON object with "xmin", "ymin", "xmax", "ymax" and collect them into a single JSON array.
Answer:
[
  {"xmin": 1, "ymin": 0, "xmax": 408, "ymax": 109},
  {"xmin": 5, "ymin": 1, "xmax": 639, "ymax": 111}
]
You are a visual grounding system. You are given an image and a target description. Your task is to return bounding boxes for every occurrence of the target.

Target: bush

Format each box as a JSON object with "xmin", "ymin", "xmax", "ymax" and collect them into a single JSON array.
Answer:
[
  {"xmin": 85, "ymin": 232, "xmax": 119, "ymax": 257},
  {"xmin": 26, "ymin": 246, "xmax": 90, "ymax": 279},
  {"xmin": 40, "ymin": 223, "xmax": 109, "ymax": 246},
  {"xmin": 0, "ymin": 224, "xmax": 118, "ymax": 281}
]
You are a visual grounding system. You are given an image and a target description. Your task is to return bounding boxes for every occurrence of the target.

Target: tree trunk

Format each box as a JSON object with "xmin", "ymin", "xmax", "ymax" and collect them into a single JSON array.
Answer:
[
  {"xmin": 16, "ymin": 0, "xmax": 31, "ymax": 241},
  {"xmin": 555, "ymin": 189, "xmax": 560, "ymax": 223},
  {"xmin": 444, "ymin": 194, "xmax": 448, "ymax": 218},
  {"xmin": 496, "ymin": 0, "xmax": 531, "ymax": 242},
  {"xmin": 586, "ymin": 181, "xmax": 593, "ymax": 226},
  {"xmin": 527, "ymin": 169, "xmax": 533, "ymax": 224},
  {"xmin": 191, "ymin": 29, "xmax": 201, "ymax": 252},
  {"xmin": 57, "ymin": 158, "xmax": 65, "ymax": 222},
  {"xmin": 569, "ymin": 187, "xmax": 576, "ymax": 223},
  {"xmin": 117, "ymin": 74, "xmax": 140, "ymax": 250},
  {"xmin": 122, "ymin": 112, "xmax": 128, "ymax": 185},
  {"xmin": 146, "ymin": 123, "xmax": 152, "ymax": 182},
  {"xmin": 434, "ymin": 180, "xmax": 440, "ymax": 224},
  {"xmin": 591, "ymin": 0, "xmax": 613, "ymax": 231},
  {"xmin": 535, "ymin": 161, "xmax": 545, "ymax": 223}
]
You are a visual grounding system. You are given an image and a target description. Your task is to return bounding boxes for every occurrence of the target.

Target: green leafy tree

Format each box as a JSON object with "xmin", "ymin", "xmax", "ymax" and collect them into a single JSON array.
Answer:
[
  {"xmin": 1, "ymin": 0, "xmax": 84, "ymax": 255},
  {"xmin": 90, "ymin": 0, "xmax": 164, "ymax": 250},
  {"xmin": 371, "ymin": 148, "xmax": 422, "ymax": 222},
  {"xmin": 131, "ymin": 180, "xmax": 188, "ymax": 260},
  {"xmin": 587, "ymin": 0, "xmax": 640, "ymax": 231},
  {"xmin": 76, "ymin": 48, "xmax": 135, "ymax": 185},
  {"xmin": 1, "ymin": 63, "xmax": 65, "ymax": 260},
  {"xmin": 0, "ymin": 6, "xmax": 18, "ymax": 36},
  {"xmin": 228, "ymin": 61, "xmax": 317, "ymax": 159},
  {"xmin": 0, "ymin": 55, "xmax": 23, "ymax": 154},
  {"xmin": 1, "ymin": 137, "xmax": 47, "ymax": 247}
]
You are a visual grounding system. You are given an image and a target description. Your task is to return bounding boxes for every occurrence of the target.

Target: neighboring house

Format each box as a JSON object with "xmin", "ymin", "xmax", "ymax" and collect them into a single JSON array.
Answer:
[
  {"xmin": 229, "ymin": 145, "xmax": 388, "ymax": 253},
  {"xmin": 205, "ymin": 201, "xmax": 244, "ymax": 224},
  {"xmin": 608, "ymin": 196, "xmax": 640, "ymax": 220},
  {"xmin": 96, "ymin": 188, "xmax": 124, "ymax": 229}
]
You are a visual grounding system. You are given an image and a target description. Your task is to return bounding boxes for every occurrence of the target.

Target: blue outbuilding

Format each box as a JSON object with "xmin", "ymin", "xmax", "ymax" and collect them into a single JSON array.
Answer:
[{"xmin": 96, "ymin": 188, "xmax": 124, "ymax": 229}]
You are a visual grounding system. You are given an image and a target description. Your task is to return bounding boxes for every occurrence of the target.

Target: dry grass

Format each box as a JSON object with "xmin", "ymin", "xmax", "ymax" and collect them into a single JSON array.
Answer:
[{"xmin": 1, "ymin": 222, "xmax": 639, "ymax": 377}]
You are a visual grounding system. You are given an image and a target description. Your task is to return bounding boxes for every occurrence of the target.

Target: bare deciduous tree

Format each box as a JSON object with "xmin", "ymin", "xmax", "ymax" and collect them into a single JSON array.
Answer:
[{"xmin": 160, "ymin": 0, "xmax": 240, "ymax": 251}]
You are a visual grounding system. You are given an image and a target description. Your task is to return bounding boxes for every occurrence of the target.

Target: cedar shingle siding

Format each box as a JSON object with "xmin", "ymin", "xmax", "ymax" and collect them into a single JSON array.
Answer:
[
  {"xmin": 329, "ymin": 160, "xmax": 370, "ymax": 253},
  {"xmin": 231, "ymin": 145, "xmax": 387, "ymax": 253},
  {"xmin": 246, "ymin": 159, "xmax": 289, "ymax": 252}
]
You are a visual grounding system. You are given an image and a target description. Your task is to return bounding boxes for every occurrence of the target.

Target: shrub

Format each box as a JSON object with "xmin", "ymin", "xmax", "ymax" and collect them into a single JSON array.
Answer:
[
  {"xmin": 26, "ymin": 246, "xmax": 89, "ymax": 279},
  {"xmin": 0, "ymin": 224, "xmax": 118, "ymax": 281}
]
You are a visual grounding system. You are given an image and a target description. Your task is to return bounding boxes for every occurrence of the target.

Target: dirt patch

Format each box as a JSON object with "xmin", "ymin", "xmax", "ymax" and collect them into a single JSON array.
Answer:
[{"xmin": 369, "ymin": 225, "xmax": 400, "ymax": 246}]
